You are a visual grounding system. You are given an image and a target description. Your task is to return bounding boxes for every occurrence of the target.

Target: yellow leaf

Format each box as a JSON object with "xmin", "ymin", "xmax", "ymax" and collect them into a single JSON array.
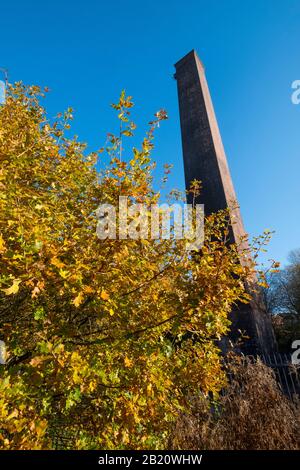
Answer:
[
  {"xmin": 2, "ymin": 278, "xmax": 21, "ymax": 296},
  {"xmin": 100, "ymin": 290, "xmax": 109, "ymax": 301},
  {"xmin": 89, "ymin": 380, "xmax": 97, "ymax": 392},
  {"xmin": 34, "ymin": 420, "xmax": 47, "ymax": 438},
  {"xmin": 0, "ymin": 234, "xmax": 6, "ymax": 254},
  {"xmin": 83, "ymin": 285, "xmax": 94, "ymax": 294},
  {"xmin": 73, "ymin": 292, "xmax": 84, "ymax": 307},
  {"xmin": 59, "ymin": 269, "xmax": 69, "ymax": 279},
  {"xmin": 124, "ymin": 356, "xmax": 133, "ymax": 368},
  {"xmin": 50, "ymin": 256, "xmax": 65, "ymax": 269},
  {"xmin": 7, "ymin": 409, "xmax": 19, "ymax": 420}
]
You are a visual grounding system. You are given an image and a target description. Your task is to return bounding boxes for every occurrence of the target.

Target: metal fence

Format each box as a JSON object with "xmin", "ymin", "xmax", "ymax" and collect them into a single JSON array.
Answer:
[
  {"xmin": 259, "ymin": 352, "xmax": 300, "ymax": 401},
  {"xmin": 221, "ymin": 353, "xmax": 300, "ymax": 402}
]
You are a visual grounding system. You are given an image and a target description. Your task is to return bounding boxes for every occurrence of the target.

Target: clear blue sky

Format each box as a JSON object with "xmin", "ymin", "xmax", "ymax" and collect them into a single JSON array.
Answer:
[{"xmin": 1, "ymin": 0, "xmax": 299, "ymax": 267}]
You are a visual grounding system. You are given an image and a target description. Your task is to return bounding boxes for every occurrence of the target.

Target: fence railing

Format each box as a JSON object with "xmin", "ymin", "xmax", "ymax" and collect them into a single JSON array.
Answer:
[
  {"xmin": 259, "ymin": 352, "xmax": 300, "ymax": 401},
  {"xmin": 221, "ymin": 353, "xmax": 300, "ymax": 402}
]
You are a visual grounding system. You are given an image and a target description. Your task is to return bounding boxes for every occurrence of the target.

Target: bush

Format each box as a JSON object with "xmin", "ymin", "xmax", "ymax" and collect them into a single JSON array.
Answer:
[{"xmin": 0, "ymin": 84, "xmax": 257, "ymax": 449}]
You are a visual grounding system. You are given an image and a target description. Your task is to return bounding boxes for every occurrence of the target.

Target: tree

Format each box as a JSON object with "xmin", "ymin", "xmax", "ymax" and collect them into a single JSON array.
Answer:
[
  {"xmin": 263, "ymin": 249, "xmax": 300, "ymax": 352},
  {"xmin": 0, "ymin": 83, "xmax": 256, "ymax": 449},
  {"xmin": 286, "ymin": 249, "xmax": 300, "ymax": 314},
  {"xmin": 264, "ymin": 252, "xmax": 300, "ymax": 316}
]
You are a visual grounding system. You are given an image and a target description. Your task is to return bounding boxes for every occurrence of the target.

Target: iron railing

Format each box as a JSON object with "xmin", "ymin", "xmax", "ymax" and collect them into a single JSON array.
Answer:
[{"xmin": 259, "ymin": 352, "xmax": 300, "ymax": 401}]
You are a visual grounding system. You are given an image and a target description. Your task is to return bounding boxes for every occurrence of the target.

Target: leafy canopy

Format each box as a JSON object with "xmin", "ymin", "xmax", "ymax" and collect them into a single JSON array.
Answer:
[{"xmin": 0, "ymin": 84, "xmax": 254, "ymax": 449}]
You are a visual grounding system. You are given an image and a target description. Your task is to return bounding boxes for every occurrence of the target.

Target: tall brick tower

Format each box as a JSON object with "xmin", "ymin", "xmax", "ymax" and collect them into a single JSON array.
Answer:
[{"xmin": 174, "ymin": 50, "xmax": 276, "ymax": 355}]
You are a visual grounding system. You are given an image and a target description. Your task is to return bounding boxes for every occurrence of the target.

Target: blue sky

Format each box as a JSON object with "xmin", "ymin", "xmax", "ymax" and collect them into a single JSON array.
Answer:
[{"xmin": 1, "ymin": 0, "xmax": 299, "ymax": 267}]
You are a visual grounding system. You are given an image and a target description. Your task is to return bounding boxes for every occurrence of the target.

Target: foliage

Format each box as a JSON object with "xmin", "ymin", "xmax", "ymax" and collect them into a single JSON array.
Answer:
[
  {"xmin": 264, "ymin": 249, "xmax": 300, "ymax": 316},
  {"xmin": 272, "ymin": 314, "xmax": 300, "ymax": 353},
  {"xmin": 262, "ymin": 249, "xmax": 300, "ymax": 352},
  {"xmin": 169, "ymin": 356, "xmax": 300, "ymax": 450},
  {"xmin": 0, "ymin": 84, "xmax": 256, "ymax": 449}
]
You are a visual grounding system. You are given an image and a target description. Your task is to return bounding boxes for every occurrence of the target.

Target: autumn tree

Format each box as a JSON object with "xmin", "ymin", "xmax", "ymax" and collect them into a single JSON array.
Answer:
[{"xmin": 0, "ymin": 84, "xmax": 256, "ymax": 449}]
